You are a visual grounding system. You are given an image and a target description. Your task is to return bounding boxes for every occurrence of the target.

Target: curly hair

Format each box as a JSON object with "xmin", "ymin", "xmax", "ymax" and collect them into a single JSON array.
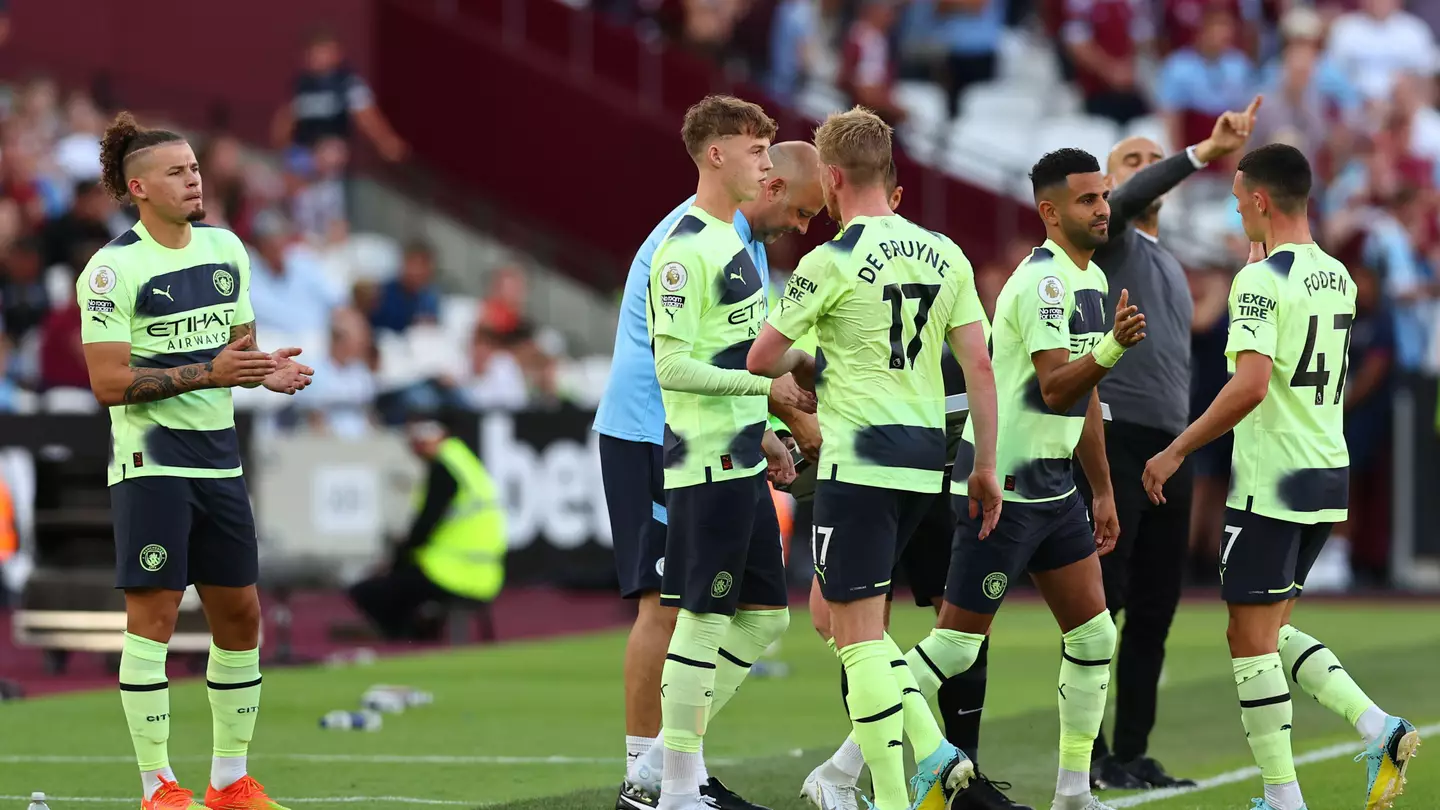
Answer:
[{"xmin": 99, "ymin": 111, "xmax": 186, "ymax": 203}]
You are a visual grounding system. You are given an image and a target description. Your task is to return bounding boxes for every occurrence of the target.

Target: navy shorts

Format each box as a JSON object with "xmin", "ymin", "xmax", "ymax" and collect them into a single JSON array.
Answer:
[
  {"xmin": 813, "ymin": 480, "xmax": 937, "ymax": 604},
  {"xmin": 112, "ymin": 475, "xmax": 258, "ymax": 591},
  {"xmin": 944, "ymin": 491, "xmax": 1095, "ymax": 614},
  {"xmin": 1219, "ymin": 507, "xmax": 1333, "ymax": 604},
  {"xmin": 661, "ymin": 471, "xmax": 787, "ymax": 616},
  {"xmin": 898, "ymin": 489, "xmax": 953, "ymax": 607},
  {"xmin": 599, "ymin": 435, "xmax": 668, "ymax": 598}
]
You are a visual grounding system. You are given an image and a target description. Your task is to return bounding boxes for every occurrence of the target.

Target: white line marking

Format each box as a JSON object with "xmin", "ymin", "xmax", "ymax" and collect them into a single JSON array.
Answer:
[
  {"xmin": 0, "ymin": 798, "xmax": 487, "ymax": 806},
  {"xmin": 0, "ymin": 753, "xmax": 615, "ymax": 765},
  {"xmin": 0, "ymin": 752, "xmax": 760, "ymax": 766},
  {"xmin": 1109, "ymin": 722, "xmax": 1437, "ymax": 807}
]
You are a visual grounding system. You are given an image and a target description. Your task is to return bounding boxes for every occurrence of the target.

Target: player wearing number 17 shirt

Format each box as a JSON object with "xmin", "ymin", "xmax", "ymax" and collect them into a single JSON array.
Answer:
[
  {"xmin": 748, "ymin": 107, "xmax": 999, "ymax": 810},
  {"xmin": 1142, "ymin": 144, "xmax": 1419, "ymax": 810}
]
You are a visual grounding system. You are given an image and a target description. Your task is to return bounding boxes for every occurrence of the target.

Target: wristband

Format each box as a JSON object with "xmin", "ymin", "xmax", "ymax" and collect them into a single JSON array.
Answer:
[{"xmin": 1091, "ymin": 333, "xmax": 1126, "ymax": 368}]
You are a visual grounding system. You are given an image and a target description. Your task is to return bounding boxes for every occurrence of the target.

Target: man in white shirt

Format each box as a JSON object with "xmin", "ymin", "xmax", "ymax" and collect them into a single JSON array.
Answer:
[{"xmin": 1326, "ymin": 0, "xmax": 1439, "ymax": 102}]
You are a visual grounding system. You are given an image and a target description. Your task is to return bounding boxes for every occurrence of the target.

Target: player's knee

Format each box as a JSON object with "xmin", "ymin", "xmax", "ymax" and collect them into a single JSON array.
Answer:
[
  {"xmin": 755, "ymin": 607, "xmax": 790, "ymax": 647},
  {"xmin": 810, "ymin": 609, "xmax": 830, "ymax": 640},
  {"xmin": 203, "ymin": 590, "xmax": 262, "ymax": 644},
  {"xmin": 636, "ymin": 594, "xmax": 678, "ymax": 636},
  {"xmin": 1063, "ymin": 610, "xmax": 1117, "ymax": 661},
  {"xmin": 124, "ymin": 588, "xmax": 183, "ymax": 641}
]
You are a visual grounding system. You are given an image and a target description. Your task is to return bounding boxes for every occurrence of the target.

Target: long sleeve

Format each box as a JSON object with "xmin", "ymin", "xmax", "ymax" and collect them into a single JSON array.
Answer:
[
  {"xmin": 1107, "ymin": 148, "xmax": 1205, "ymax": 233},
  {"xmin": 654, "ymin": 334, "xmax": 772, "ymax": 397}
]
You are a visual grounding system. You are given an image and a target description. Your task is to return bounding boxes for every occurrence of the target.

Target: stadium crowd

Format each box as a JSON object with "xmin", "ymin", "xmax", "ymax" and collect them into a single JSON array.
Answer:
[
  {"xmin": 583, "ymin": 0, "xmax": 1440, "ymax": 587},
  {"xmin": 0, "ymin": 36, "xmax": 574, "ymax": 430}
]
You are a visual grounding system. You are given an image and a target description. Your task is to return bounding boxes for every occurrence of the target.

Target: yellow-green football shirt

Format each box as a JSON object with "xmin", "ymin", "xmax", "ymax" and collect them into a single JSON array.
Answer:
[
  {"xmin": 647, "ymin": 207, "xmax": 770, "ymax": 489},
  {"xmin": 769, "ymin": 214, "xmax": 986, "ymax": 493},
  {"xmin": 1225, "ymin": 243, "xmax": 1354, "ymax": 524},
  {"xmin": 953, "ymin": 239, "xmax": 1108, "ymax": 503},
  {"xmin": 77, "ymin": 222, "xmax": 255, "ymax": 485}
]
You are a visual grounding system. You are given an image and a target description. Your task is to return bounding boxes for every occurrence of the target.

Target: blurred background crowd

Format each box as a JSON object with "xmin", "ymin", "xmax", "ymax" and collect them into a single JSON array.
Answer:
[{"xmin": 0, "ymin": 0, "xmax": 1436, "ymax": 601}]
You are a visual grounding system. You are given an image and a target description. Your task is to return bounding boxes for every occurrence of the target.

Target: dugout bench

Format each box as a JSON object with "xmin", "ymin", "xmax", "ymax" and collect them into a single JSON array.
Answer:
[{"xmin": 7, "ymin": 415, "xmax": 254, "ymax": 675}]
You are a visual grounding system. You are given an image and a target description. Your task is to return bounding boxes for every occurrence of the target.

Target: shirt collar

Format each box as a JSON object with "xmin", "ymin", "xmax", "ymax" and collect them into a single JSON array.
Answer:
[
  {"xmin": 1041, "ymin": 238, "xmax": 1089, "ymax": 273},
  {"xmin": 734, "ymin": 209, "xmax": 755, "ymax": 246},
  {"xmin": 1134, "ymin": 228, "xmax": 1158, "ymax": 243}
]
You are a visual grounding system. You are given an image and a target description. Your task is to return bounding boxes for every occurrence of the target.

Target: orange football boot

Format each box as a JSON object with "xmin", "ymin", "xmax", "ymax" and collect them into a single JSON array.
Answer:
[
  {"xmin": 203, "ymin": 775, "xmax": 292, "ymax": 810},
  {"xmin": 141, "ymin": 775, "xmax": 208, "ymax": 810}
]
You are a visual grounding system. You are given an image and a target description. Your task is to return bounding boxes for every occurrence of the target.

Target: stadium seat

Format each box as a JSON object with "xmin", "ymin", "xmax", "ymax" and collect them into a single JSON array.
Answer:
[
  {"xmin": 959, "ymin": 82, "xmax": 1046, "ymax": 124},
  {"xmin": 1030, "ymin": 116, "xmax": 1121, "ymax": 166},
  {"xmin": 40, "ymin": 387, "xmax": 97, "ymax": 414},
  {"xmin": 948, "ymin": 116, "xmax": 1036, "ymax": 184},
  {"xmin": 996, "ymin": 29, "xmax": 1060, "ymax": 87},
  {"xmin": 796, "ymin": 81, "xmax": 847, "ymax": 123},
  {"xmin": 1125, "ymin": 115, "xmax": 1172, "ymax": 151},
  {"xmin": 440, "ymin": 294, "xmax": 481, "ymax": 345},
  {"xmin": 894, "ymin": 81, "xmax": 949, "ymax": 135}
]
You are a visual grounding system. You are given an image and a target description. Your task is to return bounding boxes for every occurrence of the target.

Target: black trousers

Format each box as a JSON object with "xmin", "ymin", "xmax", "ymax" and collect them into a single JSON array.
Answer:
[
  {"xmin": 348, "ymin": 561, "xmax": 453, "ymax": 641},
  {"xmin": 1074, "ymin": 420, "xmax": 1193, "ymax": 762}
]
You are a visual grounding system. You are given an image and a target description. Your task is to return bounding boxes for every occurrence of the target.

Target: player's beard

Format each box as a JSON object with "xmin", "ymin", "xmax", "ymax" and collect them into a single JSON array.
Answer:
[
  {"xmin": 186, "ymin": 206, "xmax": 207, "ymax": 223},
  {"xmin": 1065, "ymin": 218, "xmax": 1109, "ymax": 250}
]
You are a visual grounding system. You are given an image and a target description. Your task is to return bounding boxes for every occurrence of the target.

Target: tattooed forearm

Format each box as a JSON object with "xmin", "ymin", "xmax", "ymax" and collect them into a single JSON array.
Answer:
[
  {"xmin": 121, "ymin": 364, "xmax": 216, "ymax": 404},
  {"xmin": 230, "ymin": 321, "xmax": 256, "ymax": 345}
]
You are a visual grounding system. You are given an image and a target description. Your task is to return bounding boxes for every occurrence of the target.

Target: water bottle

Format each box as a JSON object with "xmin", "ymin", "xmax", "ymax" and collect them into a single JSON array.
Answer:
[
  {"xmin": 365, "ymin": 684, "xmax": 434, "ymax": 709},
  {"xmin": 361, "ymin": 688, "xmax": 407, "ymax": 714},
  {"xmin": 28, "ymin": 791, "xmax": 49, "ymax": 810},
  {"xmin": 319, "ymin": 709, "xmax": 382, "ymax": 731}
]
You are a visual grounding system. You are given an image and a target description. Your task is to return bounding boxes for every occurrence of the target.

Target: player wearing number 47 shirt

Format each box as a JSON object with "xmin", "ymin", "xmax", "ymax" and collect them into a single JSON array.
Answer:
[
  {"xmin": 749, "ymin": 107, "xmax": 1000, "ymax": 810},
  {"xmin": 1142, "ymin": 144, "xmax": 1419, "ymax": 810}
]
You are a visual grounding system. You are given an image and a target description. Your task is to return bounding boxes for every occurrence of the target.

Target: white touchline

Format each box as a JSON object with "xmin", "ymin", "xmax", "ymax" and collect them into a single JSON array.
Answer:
[
  {"xmin": 1109, "ymin": 722, "xmax": 1438, "ymax": 808},
  {"xmin": 0, "ymin": 797, "xmax": 489, "ymax": 807},
  {"xmin": 0, "ymin": 752, "xmax": 762, "ymax": 766}
]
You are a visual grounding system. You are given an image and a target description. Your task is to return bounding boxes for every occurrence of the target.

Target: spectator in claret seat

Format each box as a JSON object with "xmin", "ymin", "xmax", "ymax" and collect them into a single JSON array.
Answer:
[
  {"xmin": 1156, "ymin": 7, "xmax": 1255, "ymax": 157},
  {"xmin": 481, "ymin": 265, "xmax": 528, "ymax": 338},
  {"xmin": 1062, "ymin": 0, "xmax": 1152, "ymax": 125},
  {"xmin": 371, "ymin": 240, "xmax": 441, "ymax": 333},
  {"xmin": 838, "ymin": 0, "xmax": 908, "ymax": 126},
  {"xmin": 40, "ymin": 181, "xmax": 114, "ymax": 272},
  {"xmin": 1326, "ymin": 0, "xmax": 1439, "ymax": 103},
  {"xmin": 247, "ymin": 211, "xmax": 344, "ymax": 335},
  {"xmin": 1, "ymin": 237, "xmax": 48, "ymax": 344},
  {"xmin": 1341, "ymin": 262, "xmax": 1397, "ymax": 585},
  {"xmin": 272, "ymin": 27, "xmax": 408, "ymax": 163},
  {"xmin": 902, "ymin": 0, "xmax": 1007, "ymax": 126},
  {"xmin": 300, "ymin": 307, "xmax": 378, "ymax": 438}
]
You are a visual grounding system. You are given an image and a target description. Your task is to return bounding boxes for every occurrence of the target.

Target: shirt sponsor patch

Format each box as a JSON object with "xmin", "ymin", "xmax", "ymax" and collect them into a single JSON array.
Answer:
[
  {"xmin": 87, "ymin": 299, "xmax": 116, "ymax": 314},
  {"xmin": 661, "ymin": 294, "xmax": 685, "ymax": 309}
]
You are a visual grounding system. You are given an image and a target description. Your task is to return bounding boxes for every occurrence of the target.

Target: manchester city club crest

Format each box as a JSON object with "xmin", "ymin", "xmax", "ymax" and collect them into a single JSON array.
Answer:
[
  {"xmin": 139, "ymin": 544, "xmax": 168, "ymax": 573},
  {"xmin": 213, "ymin": 266, "xmax": 235, "ymax": 297},
  {"xmin": 982, "ymin": 572, "xmax": 1008, "ymax": 600}
]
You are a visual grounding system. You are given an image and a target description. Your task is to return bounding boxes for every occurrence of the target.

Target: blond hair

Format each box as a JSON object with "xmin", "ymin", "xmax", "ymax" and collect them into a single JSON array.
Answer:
[
  {"xmin": 681, "ymin": 95, "xmax": 777, "ymax": 159},
  {"xmin": 813, "ymin": 106, "xmax": 892, "ymax": 188}
]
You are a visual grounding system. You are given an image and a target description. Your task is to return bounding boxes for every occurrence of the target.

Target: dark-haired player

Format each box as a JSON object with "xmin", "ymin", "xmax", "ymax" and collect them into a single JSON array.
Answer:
[
  {"xmin": 905, "ymin": 148, "xmax": 1145, "ymax": 810},
  {"xmin": 78, "ymin": 112, "xmax": 312, "ymax": 810},
  {"xmin": 1142, "ymin": 143, "xmax": 1419, "ymax": 810}
]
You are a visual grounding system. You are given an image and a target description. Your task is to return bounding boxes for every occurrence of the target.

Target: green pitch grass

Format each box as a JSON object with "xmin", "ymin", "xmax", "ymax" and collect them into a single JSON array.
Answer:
[{"xmin": 2, "ymin": 601, "xmax": 1436, "ymax": 809}]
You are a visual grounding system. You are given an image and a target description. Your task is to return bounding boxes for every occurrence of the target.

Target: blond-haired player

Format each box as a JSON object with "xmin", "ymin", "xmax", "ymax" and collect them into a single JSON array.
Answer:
[{"xmin": 749, "ymin": 107, "xmax": 999, "ymax": 810}]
